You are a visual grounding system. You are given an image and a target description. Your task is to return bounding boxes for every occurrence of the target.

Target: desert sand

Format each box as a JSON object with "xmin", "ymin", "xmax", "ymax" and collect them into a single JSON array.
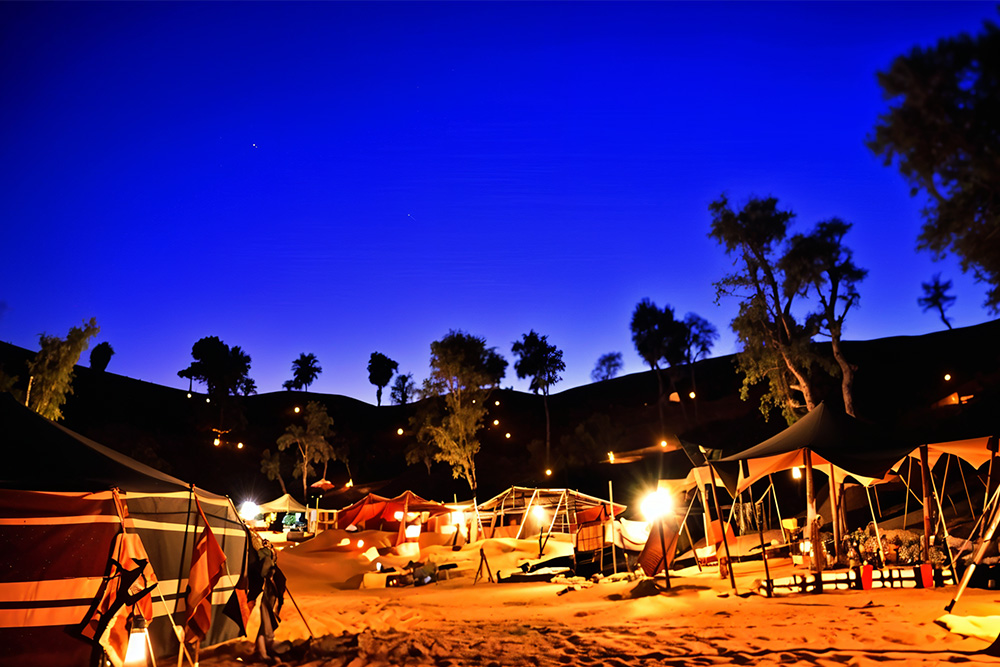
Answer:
[{"xmin": 198, "ymin": 530, "xmax": 1000, "ymax": 666}]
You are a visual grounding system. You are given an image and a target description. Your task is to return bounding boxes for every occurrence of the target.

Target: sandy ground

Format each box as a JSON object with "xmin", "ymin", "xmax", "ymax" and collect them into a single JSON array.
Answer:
[{"xmin": 198, "ymin": 532, "xmax": 1000, "ymax": 666}]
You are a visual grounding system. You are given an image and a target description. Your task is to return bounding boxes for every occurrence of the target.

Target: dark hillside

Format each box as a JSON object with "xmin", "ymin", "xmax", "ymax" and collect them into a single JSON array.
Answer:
[{"xmin": 2, "ymin": 319, "xmax": 999, "ymax": 505}]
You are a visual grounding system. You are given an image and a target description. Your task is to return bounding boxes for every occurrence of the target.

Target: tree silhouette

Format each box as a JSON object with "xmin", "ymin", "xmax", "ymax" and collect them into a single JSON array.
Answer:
[
  {"xmin": 276, "ymin": 401, "xmax": 337, "ymax": 500},
  {"xmin": 178, "ymin": 336, "xmax": 256, "ymax": 430},
  {"xmin": 681, "ymin": 313, "xmax": 718, "ymax": 421},
  {"xmin": 415, "ymin": 330, "xmax": 506, "ymax": 495},
  {"xmin": 512, "ymin": 330, "xmax": 565, "ymax": 467},
  {"xmin": 283, "ymin": 353, "xmax": 322, "ymax": 391},
  {"xmin": 918, "ymin": 274, "xmax": 957, "ymax": 330},
  {"xmin": 390, "ymin": 372, "xmax": 415, "ymax": 405},
  {"xmin": 260, "ymin": 448, "xmax": 288, "ymax": 496},
  {"xmin": 870, "ymin": 20, "xmax": 1000, "ymax": 311},
  {"xmin": 630, "ymin": 299, "xmax": 686, "ymax": 434},
  {"xmin": 783, "ymin": 218, "xmax": 867, "ymax": 416},
  {"xmin": 367, "ymin": 352, "xmax": 398, "ymax": 406},
  {"xmin": 27, "ymin": 317, "xmax": 100, "ymax": 421},
  {"xmin": 89, "ymin": 341, "xmax": 114, "ymax": 372},
  {"xmin": 591, "ymin": 352, "xmax": 623, "ymax": 382},
  {"xmin": 710, "ymin": 194, "xmax": 821, "ymax": 424}
]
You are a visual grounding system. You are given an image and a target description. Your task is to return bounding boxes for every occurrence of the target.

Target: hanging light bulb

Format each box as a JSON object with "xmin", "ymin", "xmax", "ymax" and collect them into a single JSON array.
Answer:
[{"xmin": 123, "ymin": 615, "xmax": 150, "ymax": 667}]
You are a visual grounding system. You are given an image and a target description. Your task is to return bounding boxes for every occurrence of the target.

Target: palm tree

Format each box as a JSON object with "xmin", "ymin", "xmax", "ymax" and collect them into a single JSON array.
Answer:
[
  {"xmin": 367, "ymin": 352, "xmax": 398, "ymax": 406},
  {"xmin": 918, "ymin": 274, "xmax": 956, "ymax": 330},
  {"xmin": 284, "ymin": 353, "xmax": 322, "ymax": 391},
  {"xmin": 260, "ymin": 449, "xmax": 288, "ymax": 495}
]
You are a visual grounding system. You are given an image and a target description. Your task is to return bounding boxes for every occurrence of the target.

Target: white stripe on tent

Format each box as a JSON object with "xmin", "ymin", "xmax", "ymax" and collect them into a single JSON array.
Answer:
[{"xmin": 129, "ymin": 517, "xmax": 248, "ymax": 538}]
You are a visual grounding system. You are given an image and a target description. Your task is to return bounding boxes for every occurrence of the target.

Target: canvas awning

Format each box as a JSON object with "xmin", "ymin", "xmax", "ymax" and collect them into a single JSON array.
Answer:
[
  {"xmin": 715, "ymin": 403, "xmax": 912, "ymax": 495},
  {"xmin": 334, "ymin": 490, "xmax": 452, "ymax": 530},
  {"xmin": 258, "ymin": 493, "xmax": 307, "ymax": 514},
  {"xmin": 894, "ymin": 436, "xmax": 997, "ymax": 470}
]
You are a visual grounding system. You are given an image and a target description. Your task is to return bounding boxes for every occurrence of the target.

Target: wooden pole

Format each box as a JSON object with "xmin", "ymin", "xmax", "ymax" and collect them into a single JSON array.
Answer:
[
  {"xmin": 864, "ymin": 486, "xmax": 887, "ymax": 567},
  {"xmin": 903, "ymin": 458, "xmax": 912, "ymax": 531},
  {"xmin": 829, "ymin": 463, "xmax": 841, "ymax": 566},
  {"xmin": 608, "ymin": 480, "xmax": 618, "ymax": 575},
  {"xmin": 708, "ymin": 463, "xmax": 738, "ymax": 595},
  {"xmin": 919, "ymin": 444, "xmax": 934, "ymax": 563},
  {"xmin": 959, "ymin": 458, "xmax": 977, "ymax": 522},
  {"xmin": 804, "ymin": 450, "xmax": 821, "ymax": 573}
]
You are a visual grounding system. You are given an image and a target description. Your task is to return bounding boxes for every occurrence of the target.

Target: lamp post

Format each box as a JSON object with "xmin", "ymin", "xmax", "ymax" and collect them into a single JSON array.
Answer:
[{"xmin": 641, "ymin": 490, "xmax": 674, "ymax": 589}]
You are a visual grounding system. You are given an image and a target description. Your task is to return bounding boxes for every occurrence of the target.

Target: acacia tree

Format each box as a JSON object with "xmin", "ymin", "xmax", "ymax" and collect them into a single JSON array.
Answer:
[
  {"xmin": 27, "ymin": 317, "xmax": 100, "ymax": 421},
  {"xmin": 709, "ymin": 195, "xmax": 820, "ymax": 424},
  {"xmin": 416, "ymin": 331, "xmax": 506, "ymax": 495},
  {"xmin": 782, "ymin": 219, "xmax": 867, "ymax": 416},
  {"xmin": 919, "ymin": 274, "xmax": 957, "ymax": 330},
  {"xmin": 390, "ymin": 372, "xmax": 415, "ymax": 405},
  {"xmin": 260, "ymin": 449, "xmax": 289, "ymax": 495},
  {"xmin": 89, "ymin": 342, "xmax": 114, "ymax": 372},
  {"xmin": 512, "ymin": 330, "xmax": 565, "ymax": 467},
  {"xmin": 276, "ymin": 401, "xmax": 339, "ymax": 500},
  {"xmin": 630, "ymin": 299, "xmax": 687, "ymax": 434},
  {"xmin": 869, "ymin": 20, "xmax": 1000, "ymax": 310},
  {"xmin": 367, "ymin": 352, "xmax": 398, "ymax": 406},
  {"xmin": 591, "ymin": 352, "xmax": 623, "ymax": 382},
  {"xmin": 283, "ymin": 353, "xmax": 322, "ymax": 391}
]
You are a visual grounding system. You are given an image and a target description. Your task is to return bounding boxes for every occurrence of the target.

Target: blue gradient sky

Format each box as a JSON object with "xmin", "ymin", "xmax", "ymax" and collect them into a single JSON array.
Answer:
[{"xmin": 1, "ymin": 2, "xmax": 997, "ymax": 404}]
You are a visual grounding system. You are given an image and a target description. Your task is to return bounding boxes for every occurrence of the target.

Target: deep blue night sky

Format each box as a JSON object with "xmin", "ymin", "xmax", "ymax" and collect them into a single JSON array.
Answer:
[{"xmin": 1, "ymin": 2, "xmax": 997, "ymax": 403}]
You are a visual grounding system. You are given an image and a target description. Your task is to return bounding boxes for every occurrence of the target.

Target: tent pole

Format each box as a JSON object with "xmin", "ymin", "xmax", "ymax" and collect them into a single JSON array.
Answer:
[
  {"xmin": 959, "ymin": 459, "xmax": 977, "ymax": 522},
  {"xmin": 873, "ymin": 485, "xmax": 882, "ymax": 519},
  {"xmin": 864, "ymin": 486, "xmax": 887, "ymax": 567},
  {"xmin": 919, "ymin": 445, "xmax": 935, "ymax": 563},
  {"xmin": 927, "ymin": 452, "xmax": 959, "ymax": 580},
  {"xmin": 941, "ymin": 455, "xmax": 958, "ymax": 517},
  {"xmin": 946, "ymin": 484, "xmax": 1000, "ymax": 613},
  {"xmin": 768, "ymin": 475, "xmax": 785, "ymax": 542},
  {"xmin": 986, "ymin": 449, "xmax": 996, "ymax": 515},
  {"xmin": 517, "ymin": 489, "xmax": 538, "ymax": 541},
  {"xmin": 708, "ymin": 463, "xmax": 738, "ymax": 595},
  {"xmin": 903, "ymin": 459, "xmax": 913, "ymax": 531},
  {"xmin": 608, "ymin": 480, "xmax": 618, "ymax": 575},
  {"xmin": 677, "ymin": 490, "xmax": 702, "ymax": 572},
  {"xmin": 829, "ymin": 464, "xmax": 841, "ymax": 566},
  {"xmin": 804, "ymin": 450, "xmax": 820, "ymax": 574}
]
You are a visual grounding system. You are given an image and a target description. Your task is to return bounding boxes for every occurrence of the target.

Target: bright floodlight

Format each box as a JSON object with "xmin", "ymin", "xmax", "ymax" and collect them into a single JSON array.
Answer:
[
  {"xmin": 792, "ymin": 467, "xmax": 803, "ymax": 480},
  {"xmin": 239, "ymin": 501, "xmax": 259, "ymax": 521},
  {"xmin": 641, "ymin": 490, "xmax": 673, "ymax": 520},
  {"xmin": 532, "ymin": 504, "xmax": 546, "ymax": 520}
]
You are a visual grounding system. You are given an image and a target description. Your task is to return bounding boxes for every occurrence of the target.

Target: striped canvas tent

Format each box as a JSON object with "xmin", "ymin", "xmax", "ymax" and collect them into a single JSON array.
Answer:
[{"xmin": 0, "ymin": 395, "xmax": 249, "ymax": 666}]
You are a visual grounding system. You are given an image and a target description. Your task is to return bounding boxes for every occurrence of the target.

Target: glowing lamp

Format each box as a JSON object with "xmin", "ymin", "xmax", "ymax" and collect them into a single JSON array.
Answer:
[
  {"xmin": 294, "ymin": 406, "xmax": 300, "ymax": 413},
  {"xmin": 495, "ymin": 400, "xmax": 500, "ymax": 406},
  {"xmin": 493, "ymin": 419, "xmax": 499, "ymax": 426},
  {"xmin": 545, "ymin": 469, "xmax": 552, "ymax": 476},
  {"xmin": 792, "ymin": 467, "xmax": 802, "ymax": 480},
  {"xmin": 205, "ymin": 398, "xmax": 210, "ymax": 403},
  {"xmin": 186, "ymin": 392, "xmax": 192, "ymax": 399},
  {"xmin": 640, "ymin": 490, "xmax": 674, "ymax": 521},
  {"xmin": 505, "ymin": 433, "xmax": 511, "ymax": 439},
  {"xmin": 608, "ymin": 452, "xmax": 615, "ymax": 463},
  {"xmin": 345, "ymin": 479, "xmax": 354, "ymax": 488},
  {"xmin": 660, "ymin": 440, "xmax": 667, "ymax": 448},
  {"xmin": 404, "ymin": 524, "xmax": 421, "ymax": 539},
  {"xmin": 237, "ymin": 442, "xmax": 244, "ymax": 449},
  {"xmin": 239, "ymin": 501, "xmax": 259, "ymax": 522},
  {"xmin": 397, "ymin": 428, "xmax": 404, "ymax": 435},
  {"xmin": 393, "ymin": 511, "xmax": 404, "ymax": 521},
  {"xmin": 532, "ymin": 504, "xmax": 547, "ymax": 520},
  {"xmin": 689, "ymin": 391, "xmax": 696, "ymax": 399},
  {"xmin": 123, "ymin": 615, "xmax": 150, "ymax": 667},
  {"xmin": 213, "ymin": 438, "xmax": 221, "ymax": 447},
  {"xmin": 944, "ymin": 373, "xmax": 952, "ymax": 381},
  {"xmin": 357, "ymin": 539, "xmax": 364, "ymax": 548}
]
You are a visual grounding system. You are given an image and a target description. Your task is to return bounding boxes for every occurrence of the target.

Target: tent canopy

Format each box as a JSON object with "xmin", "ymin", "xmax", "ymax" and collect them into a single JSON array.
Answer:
[
  {"xmin": 334, "ymin": 490, "xmax": 452, "ymax": 530},
  {"xmin": 895, "ymin": 436, "xmax": 997, "ymax": 471},
  {"xmin": 716, "ymin": 403, "xmax": 912, "ymax": 495},
  {"xmin": 0, "ymin": 393, "xmax": 192, "ymax": 494},
  {"xmin": 258, "ymin": 493, "xmax": 307, "ymax": 514}
]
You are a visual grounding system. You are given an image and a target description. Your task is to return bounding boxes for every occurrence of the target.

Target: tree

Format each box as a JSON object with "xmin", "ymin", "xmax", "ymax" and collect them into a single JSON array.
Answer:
[
  {"xmin": 89, "ymin": 342, "xmax": 114, "ymax": 372},
  {"xmin": 276, "ymin": 401, "xmax": 338, "ymax": 500},
  {"xmin": 511, "ymin": 330, "xmax": 565, "ymax": 467},
  {"xmin": 390, "ymin": 372, "xmax": 415, "ymax": 405},
  {"xmin": 27, "ymin": 317, "xmax": 100, "ymax": 421},
  {"xmin": 782, "ymin": 218, "xmax": 868, "ymax": 416},
  {"xmin": 178, "ymin": 336, "xmax": 256, "ymax": 398},
  {"xmin": 416, "ymin": 330, "xmax": 507, "ymax": 495},
  {"xmin": 367, "ymin": 352, "xmax": 398, "ymax": 406},
  {"xmin": 709, "ymin": 195, "xmax": 820, "ymax": 424},
  {"xmin": 869, "ymin": 21, "xmax": 1000, "ymax": 311},
  {"xmin": 591, "ymin": 352, "xmax": 623, "ymax": 382},
  {"xmin": 260, "ymin": 449, "xmax": 289, "ymax": 496},
  {"xmin": 630, "ymin": 299, "xmax": 687, "ymax": 433},
  {"xmin": 919, "ymin": 274, "xmax": 957, "ymax": 330},
  {"xmin": 283, "ymin": 353, "xmax": 322, "ymax": 391},
  {"xmin": 178, "ymin": 336, "xmax": 256, "ymax": 430}
]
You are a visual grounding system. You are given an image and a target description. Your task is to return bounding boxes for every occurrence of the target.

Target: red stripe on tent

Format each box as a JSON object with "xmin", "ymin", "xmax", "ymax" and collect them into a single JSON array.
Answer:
[{"xmin": 184, "ymin": 497, "xmax": 227, "ymax": 643}]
